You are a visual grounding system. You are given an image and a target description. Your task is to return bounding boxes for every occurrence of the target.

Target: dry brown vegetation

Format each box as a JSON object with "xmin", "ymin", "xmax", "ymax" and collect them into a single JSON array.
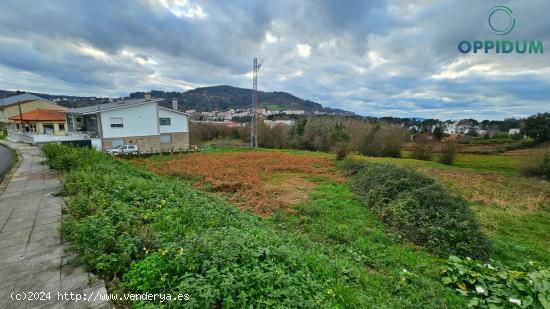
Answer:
[
  {"xmin": 419, "ymin": 167, "xmax": 550, "ymax": 215},
  {"xmin": 138, "ymin": 151, "xmax": 342, "ymax": 215}
]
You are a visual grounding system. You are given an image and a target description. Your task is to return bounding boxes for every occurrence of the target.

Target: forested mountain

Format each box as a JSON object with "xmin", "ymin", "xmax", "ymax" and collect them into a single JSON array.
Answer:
[
  {"xmin": 129, "ymin": 85, "xmax": 352, "ymax": 114},
  {"xmin": 1, "ymin": 86, "xmax": 352, "ymax": 114}
]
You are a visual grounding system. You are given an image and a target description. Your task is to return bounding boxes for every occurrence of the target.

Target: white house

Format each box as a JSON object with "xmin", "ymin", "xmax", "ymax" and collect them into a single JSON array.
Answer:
[
  {"xmin": 508, "ymin": 128, "xmax": 521, "ymax": 135},
  {"xmin": 65, "ymin": 97, "xmax": 189, "ymax": 152},
  {"xmin": 263, "ymin": 119, "xmax": 295, "ymax": 128}
]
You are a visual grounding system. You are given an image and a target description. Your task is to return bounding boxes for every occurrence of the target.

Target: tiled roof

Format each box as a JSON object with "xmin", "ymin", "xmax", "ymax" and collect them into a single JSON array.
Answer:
[{"xmin": 9, "ymin": 109, "xmax": 66, "ymax": 121}]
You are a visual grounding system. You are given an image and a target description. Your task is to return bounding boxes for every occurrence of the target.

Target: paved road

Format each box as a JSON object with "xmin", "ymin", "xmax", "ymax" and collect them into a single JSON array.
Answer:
[
  {"xmin": 0, "ymin": 141, "xmax": 109, "ymax": 308},
  {"xmin": 0, "ymin": 144, "xmax": 13, "ymax": 179}
]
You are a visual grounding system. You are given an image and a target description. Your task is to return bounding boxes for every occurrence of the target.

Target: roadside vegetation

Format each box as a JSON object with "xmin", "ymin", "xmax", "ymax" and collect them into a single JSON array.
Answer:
[
  {"xmin": 43, "ymin": 144, "xmax": 471, "ymax": 307},
  {"xmin": 43, "ymin": 140, "xmax": 549, "ymax": 308}
]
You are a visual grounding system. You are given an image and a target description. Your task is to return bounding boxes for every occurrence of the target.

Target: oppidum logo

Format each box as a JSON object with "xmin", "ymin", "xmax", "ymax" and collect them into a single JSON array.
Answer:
[{"xmin": 458, "ymin": 6, "xmax": 543, "ymax": 54}]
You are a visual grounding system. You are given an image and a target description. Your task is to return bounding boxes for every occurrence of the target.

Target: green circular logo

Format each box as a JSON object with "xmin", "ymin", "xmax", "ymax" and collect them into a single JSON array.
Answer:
[{"xmin": 488, "ymin": 6, "xmax": 516, "ymax": 35}]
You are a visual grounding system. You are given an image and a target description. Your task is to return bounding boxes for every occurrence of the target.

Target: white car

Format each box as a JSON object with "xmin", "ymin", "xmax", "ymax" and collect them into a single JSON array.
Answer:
[{"xmin": 105, "ymin": 144, "xmax": 139, "ymax": 155}]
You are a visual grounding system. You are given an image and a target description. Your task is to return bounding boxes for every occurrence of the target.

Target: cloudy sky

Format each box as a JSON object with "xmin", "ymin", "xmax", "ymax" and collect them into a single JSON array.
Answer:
[{"xmin": 0, "ymin": 0, "xmax": 549, "ymax": 120}]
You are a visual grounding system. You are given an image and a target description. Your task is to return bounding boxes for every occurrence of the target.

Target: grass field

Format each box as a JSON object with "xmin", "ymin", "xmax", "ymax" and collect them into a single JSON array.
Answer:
[
  {"xmin": 132, "ymin": 145, "xmax": 549, "ymax": 304},
  {"xmin": 46, "ymin": 143, "xmax": 548, "ymax": 307},
  {"xmin": 138, "ymin": 147, "xmax": 550, "ymax": 265},
  {"xmin": 136, "ymin": 149, "xmax": 469, "ymax": 307},
  {"xmin": 353, "ymin": 151, "xmax": 550, "ymax": 265}
]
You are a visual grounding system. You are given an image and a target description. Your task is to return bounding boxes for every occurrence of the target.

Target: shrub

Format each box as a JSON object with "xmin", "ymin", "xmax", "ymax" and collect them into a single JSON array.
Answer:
[
  {"xmin": 523, "ymin": 112, "xmax": 550, "ymax": 143},
  {"xmin": 347, "ymin": 163, "xmax": 490, "ymax": 259},
  {"xmin": 43, "ymin": 145, "xmax": 346, "ymax": 307},
  {"xmin": 332, "ymin": 142, "xmax": 349, "ymax": 160},
  {"xmin": 442, "ymin": 256, "xmax": 550, "ymax": 308},
  {"xmin": 439, "ymin": 139, "xmax": 460, "ymax": 165},
  {"xmin": 360, "ymin": 124, "xmax": 408, "ymax": 158},
  {"xmin": 521, "ymin": 150, "xmax": 550, "ymax": 180},
  {"xmin": 411, "ymin": 132, "xmax": 434, "ymax": 160},
  {"xmin": 42, "ymin": 143, "xmax": 108, "ymax": 171}
]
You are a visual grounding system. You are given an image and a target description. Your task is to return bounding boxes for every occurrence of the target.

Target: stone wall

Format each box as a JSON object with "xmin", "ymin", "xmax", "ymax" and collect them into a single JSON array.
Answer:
[
  {"xmin": 167, "ymin": 132, "xmax": 189, "ymax": 151},
  {"xmin": 102, "ymin": 132, "xmax": 189, "ymax": 153}
]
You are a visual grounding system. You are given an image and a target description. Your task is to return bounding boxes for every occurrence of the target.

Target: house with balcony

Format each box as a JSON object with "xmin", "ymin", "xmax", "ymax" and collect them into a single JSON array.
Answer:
[{"xmin": 65, "ymin": 96, "xmax": 189, "ymax": 152}]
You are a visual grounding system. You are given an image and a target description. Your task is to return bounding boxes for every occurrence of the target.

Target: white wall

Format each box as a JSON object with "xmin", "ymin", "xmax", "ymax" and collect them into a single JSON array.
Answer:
[
  {"xmin": 158, "ymin": 108, "xmax": 189, "ymax": 133},
  {"xmin": 100, "ymin": 102, "xmax": 159, "ymax": 138}
]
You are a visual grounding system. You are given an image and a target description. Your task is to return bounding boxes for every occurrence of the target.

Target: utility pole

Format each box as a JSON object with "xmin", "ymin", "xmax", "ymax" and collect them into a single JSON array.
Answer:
[
  {"xmin": 250, "ymin": 57, "xmax": 263, "ymax": 148},
  {"xmin": 17, "ymin": 101, "xmax": 23, "ymax": 132}
]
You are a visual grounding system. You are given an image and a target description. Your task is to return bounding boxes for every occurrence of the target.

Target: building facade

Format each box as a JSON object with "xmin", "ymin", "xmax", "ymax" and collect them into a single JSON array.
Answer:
[
  {"xmin": 65, "ymin": 97, "xmax": 189, "ymax": 152},
  {"xmin": 9, "ymin": 109, "xmax": 67, "ymax": 135},
  {"xmin": 0, "ymin": 93, "xmax": 66, "ymax": 134}
]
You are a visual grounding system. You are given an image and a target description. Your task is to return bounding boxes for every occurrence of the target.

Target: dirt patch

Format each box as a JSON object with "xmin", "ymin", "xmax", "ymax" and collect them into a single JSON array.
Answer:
[{"xmin": 137, "ymin": 151, "xmax": 342, "ymax": 215}]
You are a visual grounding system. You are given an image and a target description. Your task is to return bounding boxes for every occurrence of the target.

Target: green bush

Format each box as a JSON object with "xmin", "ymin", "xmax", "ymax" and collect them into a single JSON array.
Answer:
[
  {"xmin": 42, "ymin": 143, "xmax": 108, "ymax": 171},
  {"xmin": 44, "ymin": 145, "xmax": 345, "ymax": 307},
  {"xmin": 347, "ymin": 163, "xmax": 490, "ymax": 260},
  {"xmin": 442, "ymin": 256, "xmax": 550, "ymax": 308}
]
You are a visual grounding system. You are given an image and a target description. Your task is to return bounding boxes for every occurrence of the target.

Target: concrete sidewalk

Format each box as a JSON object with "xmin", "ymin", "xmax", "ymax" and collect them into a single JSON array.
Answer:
[{"xmin": 0, "ymin": 141, "xmax": 110, "ymax": 308}]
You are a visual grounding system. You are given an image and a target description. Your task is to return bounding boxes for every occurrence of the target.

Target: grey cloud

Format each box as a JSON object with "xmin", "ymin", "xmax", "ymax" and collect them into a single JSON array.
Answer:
[{"xmin": 0, "ymin": 0, "xmax": 549, "ymax": 120}]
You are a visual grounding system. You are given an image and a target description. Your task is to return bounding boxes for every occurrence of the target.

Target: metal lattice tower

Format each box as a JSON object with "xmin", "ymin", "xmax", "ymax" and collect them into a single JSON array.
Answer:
[{"xmin": 250, "ymin": 57, "xmax": 263, "ymax": 148}]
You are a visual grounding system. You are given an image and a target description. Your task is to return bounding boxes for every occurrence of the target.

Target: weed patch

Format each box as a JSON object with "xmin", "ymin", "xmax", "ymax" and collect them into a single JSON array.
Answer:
[
  {"xmin": 347, "ymin": 162, "xmax": 490, "ymax": 259},
  {"xmin": 135, "ymin": 151, "xmax": 342, "ymax": 215},
  {"xmin": 44, "ymin": 145, "xmax": 354, "ymax": 307},
  {"xmin": 442, "ymin": 256, "xmax": 549, "ymax": 308}
]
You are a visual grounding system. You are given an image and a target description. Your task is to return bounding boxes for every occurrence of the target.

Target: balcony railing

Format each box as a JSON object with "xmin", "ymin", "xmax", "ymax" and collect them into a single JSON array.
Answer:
[{"xmin": 7, "ymin": 130, "xmax": 90, "ymax": 145}]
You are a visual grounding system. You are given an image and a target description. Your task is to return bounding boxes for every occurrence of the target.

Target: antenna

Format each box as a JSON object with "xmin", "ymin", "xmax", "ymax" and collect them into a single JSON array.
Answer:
[{"xmin": 250, "ymin": 58, "xmax": 263, "ymax": 148}]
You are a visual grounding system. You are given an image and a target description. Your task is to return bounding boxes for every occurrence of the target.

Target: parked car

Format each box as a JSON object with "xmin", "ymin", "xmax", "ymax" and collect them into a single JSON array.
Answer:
[{"xmin": 105, "ymin": 144, "xmax": 139, "ymax": 155}]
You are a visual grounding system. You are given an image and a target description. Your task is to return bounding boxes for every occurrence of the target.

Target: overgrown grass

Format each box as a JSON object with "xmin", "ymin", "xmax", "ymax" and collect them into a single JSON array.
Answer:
[
  {"xmin": 401, "ymin": 151, "xmax": 522, "ymax": 175},
  {"xmin": 474, "ymin": 206, "xmax": 550, "ymax": 265},
  {"xmin": 271, "ymin": 180, "xmax": 467, "ymax": 307},
  {"xmin": 43, "ymin": 145, "xmax": 345, "ymax": 307},
  {"xmin": 45, "ymin": 144, "xmax": 472, "ymax": 307},
  {"xmin": 349, "ymin": 152, "xmax": 550, "ymax": 267},
  {"xmin": 45, "ymin": 145, "xmax": 549, "ymax": 307},
  {"xmin": 42, "ymin": 144, "xmax": 463, "ymax": 307},
  {"xmin": 451, "ymin": 153, "xmax": 521, "ymax": 175}
]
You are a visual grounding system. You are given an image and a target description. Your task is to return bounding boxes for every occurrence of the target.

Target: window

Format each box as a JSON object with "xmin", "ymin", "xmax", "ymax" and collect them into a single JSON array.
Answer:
[
  {"xmin": 29, "ymin": 124, "xmax": 37, "ymax": 132},
  {"xmin": 76, "ymin": 117, "xmax": 82, "ymax": 122},
  {"xmin": 110, "ymin": 117, "xmax": 123, "ymax": 128},
  {"xmin": 58, "ymin": 123, "xmax": 65, "ymax": 131},
  {"xmin": 111, "ymin": 139, "xmax": 124, "ymax": 148},
  {"xmin": 160, "ymin": 134, "xmax": 171, "ymax": 144},
  {"xmin": 43, "ymin": 123, "xmax": 54, "ymax": 134},
  {"xmin": 159, "ymin": 118, "xmax": 171, "ymax": 126},
  {"xmin": 66, "ymin": 115, "xmax": 73, "ymax": 129}
]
